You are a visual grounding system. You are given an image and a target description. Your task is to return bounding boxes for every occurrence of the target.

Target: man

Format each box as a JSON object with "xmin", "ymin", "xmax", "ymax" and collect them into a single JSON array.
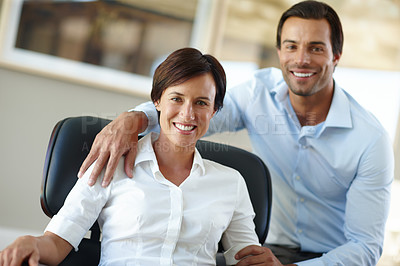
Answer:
[{"xmin": 78, "ymin": 1, "xmax": 394, "ymax": 265}]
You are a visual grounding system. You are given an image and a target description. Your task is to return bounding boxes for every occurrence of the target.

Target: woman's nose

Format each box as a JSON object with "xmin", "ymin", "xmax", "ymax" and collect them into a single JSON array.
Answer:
[{"xmin": 180, "ymin": 103, "xmax": 195, "ymax": 121}]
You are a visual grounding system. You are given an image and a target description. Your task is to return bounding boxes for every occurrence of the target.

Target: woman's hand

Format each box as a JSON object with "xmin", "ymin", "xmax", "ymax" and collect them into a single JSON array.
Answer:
[
  {"xmin": 0, "ymin": 232, "xmax": 72, "ymax": 266},
  {"xmin": 0, "ymin": 236, "xmax": 40, "ymax": 266}
]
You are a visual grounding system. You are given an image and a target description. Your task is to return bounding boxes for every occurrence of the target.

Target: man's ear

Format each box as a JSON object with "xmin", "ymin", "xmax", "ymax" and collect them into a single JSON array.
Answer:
[
  {"xmin": 276, "ymin": 47, "xmax": 281, "ymax": 58},
  {"xmin": 333, "ymin": 53, "xmax": 342, "ymax": 67},
  {"xmin": 211, "ymin": 109, "xmax": 217, "ymax": 118}
]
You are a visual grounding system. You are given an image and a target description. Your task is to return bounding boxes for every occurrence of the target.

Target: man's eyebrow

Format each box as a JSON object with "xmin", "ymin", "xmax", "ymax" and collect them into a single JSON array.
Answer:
[
  {"xmin": 309, "ymin": 41, "xmax": 327, "ymax": 46},
  {"xmin": 282, "ymin": 40, "xmax": 327, "ymax": 46},
  {"xmin": 282, "ymin": 39, "xmax": 296, "ymax": 44}
]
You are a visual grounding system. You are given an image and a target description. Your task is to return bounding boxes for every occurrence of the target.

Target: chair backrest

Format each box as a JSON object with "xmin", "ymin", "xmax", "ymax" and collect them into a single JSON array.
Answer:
[{"xmin": 41, "ymin": 116, "xmax": 272, "ymax": 265}]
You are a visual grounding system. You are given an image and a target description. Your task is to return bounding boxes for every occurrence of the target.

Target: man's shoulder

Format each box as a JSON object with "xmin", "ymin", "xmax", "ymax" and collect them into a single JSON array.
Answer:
[
  {"xmin": 252, "ymin": 67, "xmax": 284, "ymax": 87},
  {"xmin": 342, "ymin": 89, "xmax": 387, "ymax": 133},
  {"xmin": 331, "ymin": 87, "xmax": 391, "ymax": 153},
  {"xmin": 231, "ymin": 67, "xmax": 284, "ymax": 98}
]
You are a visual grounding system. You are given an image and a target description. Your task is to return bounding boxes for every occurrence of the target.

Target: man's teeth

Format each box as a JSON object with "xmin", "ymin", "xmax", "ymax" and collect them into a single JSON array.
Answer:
[
  {"xmin": 175, "ymin": 123, "xmax": 195, "ymax": 131},
  {"xmin": 293, "ymin": 72, "xmax": 313, "ymax": 77}
]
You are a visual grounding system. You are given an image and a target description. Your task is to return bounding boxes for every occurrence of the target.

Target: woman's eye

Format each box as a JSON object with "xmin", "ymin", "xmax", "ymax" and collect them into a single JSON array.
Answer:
[
  {"xmin": 171, "ymin": 97, "xmax": 181, "ymax": 102},
  {"xmin": 196, "ymin": 100, "xmax": 207, "ymax": 106}
]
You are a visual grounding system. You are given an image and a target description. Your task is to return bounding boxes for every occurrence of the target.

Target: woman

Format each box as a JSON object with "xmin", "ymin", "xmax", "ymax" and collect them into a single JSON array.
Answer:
[{"xmin": 0, "ymin": 48, "xmax": 270, "ymax": 266}]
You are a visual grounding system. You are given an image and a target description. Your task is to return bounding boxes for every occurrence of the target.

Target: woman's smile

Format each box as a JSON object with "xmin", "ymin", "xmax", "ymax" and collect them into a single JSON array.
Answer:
[{"xmin": 173, "ymin": 122, "xmax": 196, "ymax": 134}]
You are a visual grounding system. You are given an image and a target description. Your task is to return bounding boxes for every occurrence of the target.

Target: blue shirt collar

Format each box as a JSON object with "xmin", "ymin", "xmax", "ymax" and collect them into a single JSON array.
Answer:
[
  {"xmin": 271, "ymin": 80, "xmax": 352, "ymax": 129},
  {"xmin": 325, "ymin": 82, "xmax": 352, "ymax": 128}
]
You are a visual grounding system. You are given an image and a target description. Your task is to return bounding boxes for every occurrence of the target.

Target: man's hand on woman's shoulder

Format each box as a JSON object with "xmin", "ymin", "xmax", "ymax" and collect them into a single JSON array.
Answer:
[{"xmin": 78, "ymin": 111, "xmax": 148, "ymax": 187}]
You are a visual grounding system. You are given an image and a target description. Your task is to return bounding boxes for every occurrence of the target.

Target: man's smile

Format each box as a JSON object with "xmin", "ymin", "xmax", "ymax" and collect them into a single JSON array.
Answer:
[{"xmin": 291, "ymin": 71, "xmax": 316, "ymax": 78}]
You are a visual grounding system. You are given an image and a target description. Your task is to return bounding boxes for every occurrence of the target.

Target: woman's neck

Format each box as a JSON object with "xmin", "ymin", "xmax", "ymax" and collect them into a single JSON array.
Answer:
[{"xmin": 153, "ymin": 135, "xmax": 195, "ymax": 186}]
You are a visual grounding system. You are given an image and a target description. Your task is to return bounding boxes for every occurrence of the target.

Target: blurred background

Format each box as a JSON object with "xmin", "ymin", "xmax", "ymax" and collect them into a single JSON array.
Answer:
[{"xmin": 0, "ymin": 0, "xmax": 399, "ymax": 264}]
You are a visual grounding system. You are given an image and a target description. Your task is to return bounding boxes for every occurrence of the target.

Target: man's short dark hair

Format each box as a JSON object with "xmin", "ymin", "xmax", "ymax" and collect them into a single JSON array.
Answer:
[{"xmin": 276, "ymin": 0, "xmax": 344, "ymax": 57}]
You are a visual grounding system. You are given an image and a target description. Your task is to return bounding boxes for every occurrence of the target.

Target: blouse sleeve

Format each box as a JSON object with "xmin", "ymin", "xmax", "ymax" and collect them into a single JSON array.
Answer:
[
  {"xmin": 45, "ymin": 163, "xmax": 111, "ymax": 250},
  {"xmin": 221, "ymin": 172, "xmax": 260, "ymax": 264}
]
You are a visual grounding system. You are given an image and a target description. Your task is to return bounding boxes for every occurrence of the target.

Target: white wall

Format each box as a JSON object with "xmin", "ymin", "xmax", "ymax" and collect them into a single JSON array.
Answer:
[{"xmin": 0, "ymin": 66, "xmax": 148, "ymax": 232}]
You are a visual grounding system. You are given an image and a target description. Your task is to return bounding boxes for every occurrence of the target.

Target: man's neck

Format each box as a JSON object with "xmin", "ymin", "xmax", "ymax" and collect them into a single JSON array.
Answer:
[{"xmin": 289, "ymin": 86, "xmax": 334, "ymax": 127}]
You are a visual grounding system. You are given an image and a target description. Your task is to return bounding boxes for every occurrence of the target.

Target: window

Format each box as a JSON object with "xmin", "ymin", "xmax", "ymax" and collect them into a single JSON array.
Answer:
[{"xmin": 0, "ymin": 0, "xmax": 202, "ymax": 96}]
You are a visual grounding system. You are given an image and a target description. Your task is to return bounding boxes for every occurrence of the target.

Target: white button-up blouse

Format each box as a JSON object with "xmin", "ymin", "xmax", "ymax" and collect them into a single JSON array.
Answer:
[{"xmin": 45, "ymin": 133, "xmax": 259, "ymax": 265}]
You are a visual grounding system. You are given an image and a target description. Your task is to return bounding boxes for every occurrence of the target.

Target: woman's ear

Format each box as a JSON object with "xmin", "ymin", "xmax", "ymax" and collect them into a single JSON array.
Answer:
[{"xmin": 154, "ymin": 100, "xmax": 161, "ymax": 111}]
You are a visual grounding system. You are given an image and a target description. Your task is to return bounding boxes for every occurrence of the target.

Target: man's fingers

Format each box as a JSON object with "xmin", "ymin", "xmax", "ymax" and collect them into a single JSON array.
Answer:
[
  {"xmin": 236, "ymin": 245, "xmax": 261, "ymax": 259},
  {"xmin": 78, "ymin": 150, "xmax": 99, "ymax": 178},
  {"xmin": 27, "ymin": 251, "xmax": 39, "ymax": 266},
  {"xmin": 10, "ymin": 256, "xmax": 25, "ymax": 266},
  {"xmin": 124, "ymin": 147, "xmax": 137, "ymax": 178},
  {"xmin": 236, "ymin": 246, "xmax": 278, "ymax": 266},
  {"xmin": 87, "ymin": 154, "xmax": 109, "ymax": 186},
  {"xmin": 7, "ymin": 249, "xmax": 31, "ymax": 266},
  {"xmin": 102, "ymin": 154, "xmax": 121, "ymax": 187},
  {"xmin": 78, "ymin": 111, "xmax": 145, "ymax": 185},
  {"xmin": 0, "ymin": 250, "xmax": 7, "ymax": 266},
  {"xmin": 78, "ymin": 119, "xmax": 111, "ymax": 179}
]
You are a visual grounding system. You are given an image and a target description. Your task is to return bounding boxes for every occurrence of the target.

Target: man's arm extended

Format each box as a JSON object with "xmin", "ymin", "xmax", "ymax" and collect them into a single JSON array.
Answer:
[
  {"xmin": 78, "ymin": 111, "xmax": 148, "ymax": 187},
  {"xmin": 78, "ymin": 79, "xmax": 251, "ymax": 187}
]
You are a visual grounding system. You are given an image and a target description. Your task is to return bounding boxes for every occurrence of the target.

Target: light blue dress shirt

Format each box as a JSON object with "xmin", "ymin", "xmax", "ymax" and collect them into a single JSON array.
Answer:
[{"xmin": 135, "ymin": 67, "xmax": 394, "ymax": 265}]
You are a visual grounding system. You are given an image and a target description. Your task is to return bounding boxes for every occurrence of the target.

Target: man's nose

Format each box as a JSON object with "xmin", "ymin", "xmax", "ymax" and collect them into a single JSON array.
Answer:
[{"xmin": 294, "ymin": 48, "xmax": 311, "ymax": 65}]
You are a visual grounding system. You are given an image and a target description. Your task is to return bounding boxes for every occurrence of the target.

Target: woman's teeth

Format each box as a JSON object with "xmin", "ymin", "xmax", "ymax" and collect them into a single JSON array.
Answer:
[{"xmin": 175, "ymin": 123, "xmax": 195, "ymax": 131}]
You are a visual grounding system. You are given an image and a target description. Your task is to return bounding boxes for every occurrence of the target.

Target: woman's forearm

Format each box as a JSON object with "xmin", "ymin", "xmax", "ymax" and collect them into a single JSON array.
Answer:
[{"xmin": 38, "ymin": 231, "xmax": 73, "ymax": 265}]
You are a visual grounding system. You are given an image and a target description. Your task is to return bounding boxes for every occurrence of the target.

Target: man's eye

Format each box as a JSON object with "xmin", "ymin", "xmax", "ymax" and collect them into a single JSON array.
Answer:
[{"xmin": 312, "ymin": 47, "xmax": 323, "ymax": 52}]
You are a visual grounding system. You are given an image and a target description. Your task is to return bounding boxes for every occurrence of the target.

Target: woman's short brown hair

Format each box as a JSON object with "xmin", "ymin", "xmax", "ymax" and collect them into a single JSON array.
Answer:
[{"xmin": 151, "ymin": 47, "xmax": 226, "ymax": 112}]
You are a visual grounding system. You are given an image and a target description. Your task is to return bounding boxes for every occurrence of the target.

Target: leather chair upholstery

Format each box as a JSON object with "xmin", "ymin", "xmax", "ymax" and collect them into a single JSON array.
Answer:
[{"xmin": 41, "ymin": 116, "xmax": 272, "ymax": 265}]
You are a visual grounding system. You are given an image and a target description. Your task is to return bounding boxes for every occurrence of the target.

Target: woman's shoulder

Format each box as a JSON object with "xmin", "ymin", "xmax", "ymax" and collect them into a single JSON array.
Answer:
[
  {"xmin": 202, "ymin": 159, "xmax": 243, "ymax": 181},
  {"xmin": 109, "ymin": 158, "xmax": 131, "ymax": 183}
]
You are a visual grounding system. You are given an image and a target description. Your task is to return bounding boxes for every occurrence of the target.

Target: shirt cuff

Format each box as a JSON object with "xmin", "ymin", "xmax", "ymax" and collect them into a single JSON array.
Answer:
[
  {"xmin": 223, "ymin": 243, "xmax": 261, "ymax": 265},
  {"xmin": 45, "ymin": 214, "xmax": 88, "ymax": 251},
  {"xmin": 295, "ymin": 257, "xmax": 325, "ymax": 266},
  {"xmin": 129, "ymin": 101, "xmax": 160, "ymax": 135}
]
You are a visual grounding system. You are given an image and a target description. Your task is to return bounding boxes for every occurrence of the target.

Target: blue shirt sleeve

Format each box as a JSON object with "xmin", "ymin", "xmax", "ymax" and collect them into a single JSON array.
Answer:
[
  {"xmin": 131, "ymin": 102, "xmax": 160, "ymax": 135},
  {"xmin": 132, "ymin": 77, "xmax": 256, "ymax": 136},
  {"xmin": 297, "ymin": 130, "xmax": 394, "ymax": 265}
]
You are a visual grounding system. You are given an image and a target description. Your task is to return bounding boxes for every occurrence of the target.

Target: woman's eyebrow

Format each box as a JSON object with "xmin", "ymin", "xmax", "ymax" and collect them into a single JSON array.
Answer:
[
  {"xmin": 168, "ymin": 91, "xmax": 184, "ymax": 96},
  {"xmin": 197, "ymin": 96, "xmax": 211, "ymax": 101}
]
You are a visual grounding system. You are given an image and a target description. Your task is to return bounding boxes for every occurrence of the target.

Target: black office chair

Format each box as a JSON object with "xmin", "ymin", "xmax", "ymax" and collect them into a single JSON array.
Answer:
[{"xmin": 41, "ymin": 116, "xmax": 272, "ymax": 266}]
